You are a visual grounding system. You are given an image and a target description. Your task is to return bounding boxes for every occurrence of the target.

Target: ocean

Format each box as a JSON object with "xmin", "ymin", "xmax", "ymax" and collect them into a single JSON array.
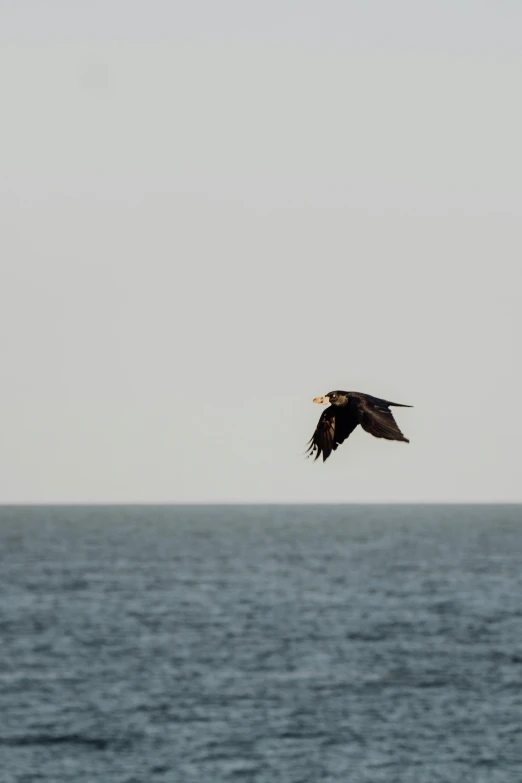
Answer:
[{"xmin": 1, "ymin": 504, "xmax": 521, "ymax": 783}]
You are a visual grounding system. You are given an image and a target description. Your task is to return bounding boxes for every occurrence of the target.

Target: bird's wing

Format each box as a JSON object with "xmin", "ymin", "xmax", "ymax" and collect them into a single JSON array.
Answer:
[
  {"xmin": 306, "ymin": 405, "xmax": 359, "ymax": 462},
  {"xmin": 353, "ymin": 394, "xmax": 409, "ymax": 442}
]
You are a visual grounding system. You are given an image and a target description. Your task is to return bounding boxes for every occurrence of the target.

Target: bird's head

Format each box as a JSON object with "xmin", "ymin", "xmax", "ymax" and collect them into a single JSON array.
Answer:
[{"xmin": 312, "ymin": 391, "xmax": 348, "ymax": 406}]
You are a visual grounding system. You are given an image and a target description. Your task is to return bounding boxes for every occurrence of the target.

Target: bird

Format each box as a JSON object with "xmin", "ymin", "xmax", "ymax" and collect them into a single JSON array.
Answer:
[{"xmin": 307, "ymin": 390, "xmax": 412, "ymax": 462}]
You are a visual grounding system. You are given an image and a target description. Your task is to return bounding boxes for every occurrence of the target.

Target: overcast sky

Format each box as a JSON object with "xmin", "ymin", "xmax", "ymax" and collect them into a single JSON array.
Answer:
[{"xmin": 1, "ymin": 1, "xmax": 520, "ymax": 503}]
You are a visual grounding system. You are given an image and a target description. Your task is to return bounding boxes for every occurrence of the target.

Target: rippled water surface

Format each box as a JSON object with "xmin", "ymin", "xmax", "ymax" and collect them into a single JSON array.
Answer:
[{"xmin": 1, "ymin": 504, "xmax": 521, "ymax": 782}]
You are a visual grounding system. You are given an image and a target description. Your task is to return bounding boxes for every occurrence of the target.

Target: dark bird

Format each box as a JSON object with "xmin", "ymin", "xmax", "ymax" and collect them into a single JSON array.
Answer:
[{"xmin": 307, "ymin": 390, "xmax": 412, "ymax": 462}]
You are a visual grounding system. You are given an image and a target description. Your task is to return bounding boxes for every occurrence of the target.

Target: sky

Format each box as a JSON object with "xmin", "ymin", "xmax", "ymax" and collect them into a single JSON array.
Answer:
[{"xmin": 1, "ymin": 1, "xmax": 521, "ymax": 503}]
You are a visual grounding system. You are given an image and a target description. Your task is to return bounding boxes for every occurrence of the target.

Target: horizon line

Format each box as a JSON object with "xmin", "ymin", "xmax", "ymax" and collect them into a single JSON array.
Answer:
[{"xmin": 0, "ymin": 501, "xmax": 520, "ymax": 507}]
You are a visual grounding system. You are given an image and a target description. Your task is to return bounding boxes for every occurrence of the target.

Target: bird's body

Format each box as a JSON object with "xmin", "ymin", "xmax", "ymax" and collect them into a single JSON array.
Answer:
[{"xmin": 307, "ymin": 390, "xmax": 412, "ymax": 462}]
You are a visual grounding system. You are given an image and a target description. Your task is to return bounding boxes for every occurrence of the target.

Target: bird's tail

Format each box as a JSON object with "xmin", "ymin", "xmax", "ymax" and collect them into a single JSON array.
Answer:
[{"xmin": 364, "ymin": 393, "xmax": 413, "ymax": 409}]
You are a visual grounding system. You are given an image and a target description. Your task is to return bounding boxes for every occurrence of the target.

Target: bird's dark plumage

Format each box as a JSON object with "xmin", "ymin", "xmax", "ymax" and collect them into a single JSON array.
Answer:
[{"xmin": 307, "ymin": 390, "xmax": 412, "ymax": 462}]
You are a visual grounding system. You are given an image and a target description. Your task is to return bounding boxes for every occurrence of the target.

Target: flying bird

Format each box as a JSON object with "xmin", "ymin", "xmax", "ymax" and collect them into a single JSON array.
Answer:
[{"xmin": 307, "ymin": 390, "xmax": 412, "ymax": 462}]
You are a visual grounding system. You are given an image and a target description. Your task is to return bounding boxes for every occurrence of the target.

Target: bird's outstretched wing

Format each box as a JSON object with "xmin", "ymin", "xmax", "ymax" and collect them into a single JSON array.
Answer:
[
  {"xmin": 353, "ymin": 394, "xmax": 410, "ymax": 442},
  {"xmin": 306, "ymin": 405, "xmax": 359, "ymax": 462}
]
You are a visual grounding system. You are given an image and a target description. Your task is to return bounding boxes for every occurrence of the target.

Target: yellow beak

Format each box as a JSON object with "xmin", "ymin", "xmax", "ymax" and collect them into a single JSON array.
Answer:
[{"xmin": 313, "ymin": 396, "xmax": 330, "ymax": 405}]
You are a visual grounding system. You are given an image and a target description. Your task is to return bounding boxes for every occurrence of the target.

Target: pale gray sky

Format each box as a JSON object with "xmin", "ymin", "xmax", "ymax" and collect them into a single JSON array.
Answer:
[{"xmin": 1, "ymin": 1, "xmax": 520, "ymax": 503}]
